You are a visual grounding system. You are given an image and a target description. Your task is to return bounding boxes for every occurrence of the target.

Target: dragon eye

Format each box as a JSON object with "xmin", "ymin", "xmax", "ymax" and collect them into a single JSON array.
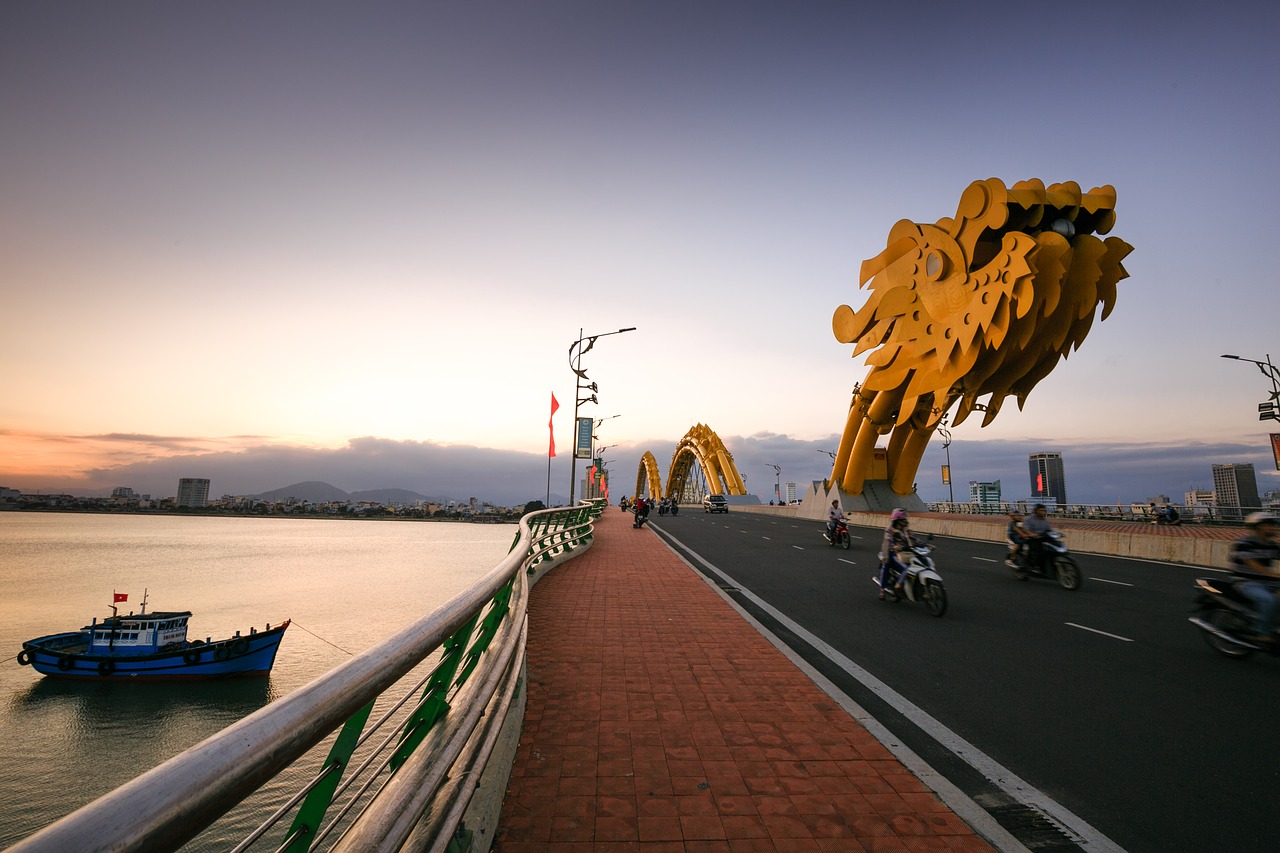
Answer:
[{"xmin": 924, "ymin": 250, "xmax": 947, "ymax": 281}]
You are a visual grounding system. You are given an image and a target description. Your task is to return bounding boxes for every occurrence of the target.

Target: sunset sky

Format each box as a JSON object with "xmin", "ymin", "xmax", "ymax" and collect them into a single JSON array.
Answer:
[{"xmin": 3, "ymin": 2, "xmax": 1278, "ymax": 505}]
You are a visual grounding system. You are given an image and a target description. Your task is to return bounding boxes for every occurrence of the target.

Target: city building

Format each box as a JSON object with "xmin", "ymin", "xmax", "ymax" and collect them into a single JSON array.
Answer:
[
  {"xmin": 968, "ymin": 479, "xmax": 1001, "ymax": 509},
  {"xmin": 1184, "ymin": 489, "xmax": 1215, "ymax": 508},
  {"xmin": 1212, "ymin": 464, "xmax": 1261, "ymax": 519},
  {"xmin": 1028, "ymin": 452, "xmax": 1067, "ymax": 505},
  {"xmin": 785, "ymin": 482, "xmax": 798, "ymax": 504},
  {"xmin": 176, "ymin": 478, "xmax": 211, "ymax": 508}
]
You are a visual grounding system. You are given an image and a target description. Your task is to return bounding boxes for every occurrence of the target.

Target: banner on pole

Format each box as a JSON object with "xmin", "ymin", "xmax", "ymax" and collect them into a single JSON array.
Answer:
[
  {"xmin": 574, "ymin": 417, "xmax": 594, "ymax": 459},
  {"xmin": 1271, "ymin": 433, "xmax": 1280, "ymax": 471}
]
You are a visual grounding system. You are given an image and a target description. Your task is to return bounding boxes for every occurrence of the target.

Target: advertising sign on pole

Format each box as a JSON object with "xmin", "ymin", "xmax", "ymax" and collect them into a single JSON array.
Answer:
[
  {"xmin": 1271, "ymin": 433, "xmax": 1280, "ymax": 471},
  {"xmin": 941, "ymin": 464, "xmax": 951, "ymax": 485},
  {"xmin": 574, "ymin": 417, "xmax": 594, "ymax": 459}
]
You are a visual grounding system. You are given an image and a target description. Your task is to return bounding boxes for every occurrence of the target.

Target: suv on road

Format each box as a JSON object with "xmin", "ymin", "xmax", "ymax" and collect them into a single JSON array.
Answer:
[{"xmin": 702, "ymin": 494, "xmax": 729, "ymax": 513}]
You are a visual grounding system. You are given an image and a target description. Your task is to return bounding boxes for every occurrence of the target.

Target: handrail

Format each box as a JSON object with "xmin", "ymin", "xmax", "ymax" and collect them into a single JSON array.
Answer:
[
  {"xmin": 8, "ymin": 499, "xmax": 609, "ymax": 853},
  {"xmin": 924, "ymin": 500, "xmax": 1266, "ymax": 526}
]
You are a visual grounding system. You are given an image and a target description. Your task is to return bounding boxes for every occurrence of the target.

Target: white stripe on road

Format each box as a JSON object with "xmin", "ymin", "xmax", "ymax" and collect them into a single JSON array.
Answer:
[
  {"xmin": 1089, "ymin": 577, "xmax": 1134, "ymax": 587},
  {"xmin": 972, "ymin": 556, "xmax": 1000, "ymax": 563},
  {"xmin": 839, "ymin": 558, "xmax": 857, "ymax": 566},
  {"xmin": 791, "ymin": 545, "xmax": 804, "ymax": 550},
  {"xmin": 1066, "ymin": 623, "xmax": 1134, "ymax": 642}
]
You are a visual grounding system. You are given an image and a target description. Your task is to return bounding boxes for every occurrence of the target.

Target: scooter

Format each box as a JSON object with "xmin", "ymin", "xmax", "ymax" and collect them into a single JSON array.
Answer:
[
  {"xmin": 670, "ymin": 502, "xmax": 679, "ymax": 516},
  {"xmin": 822, "ymin": 518, "xmax": 851, "ymax": 549},
  {"xmin": 874, "ymin": 540, "xmax": 947, "ymax": 616},
  {"xmin": 1009, "ymin": 531, "xmax": 1082, "ymax": 590},
  {"xmin": 632, "ymin": 504, "xmax": 650, "ymax": 529},
  {"xmin": 1188, "ymin": 576, "xmax": 1280, "ymax": 660}
]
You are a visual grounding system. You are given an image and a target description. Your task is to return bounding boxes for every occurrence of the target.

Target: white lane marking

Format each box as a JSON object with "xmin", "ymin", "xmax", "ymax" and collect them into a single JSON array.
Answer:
[
  {"xmin": 653, "ymin": 528, "xmax": 1123, "ymax": 853},
  {"xmin": 972, "ymin": 556, "xmax": 1000, "ymax": 563},
  {"xmin": 761, "ymin": 536, "xmax": 771, "ymax": 541},
  {"xmin": 1089, "ymin": 578, "xmax": 1134, "ymax": 587},
  {"xmin": 839, "ymin": 558, "xmax": 857, "ymax": 566},
  {"xmin": 1066, "ymin": 623, "xmax": 1134, "ymax": 642}
]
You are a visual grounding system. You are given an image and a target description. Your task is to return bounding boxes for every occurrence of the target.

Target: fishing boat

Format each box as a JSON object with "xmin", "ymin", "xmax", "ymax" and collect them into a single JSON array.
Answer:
[{"xmin": 16, "ymin": 591, "xmax": 289, "ymax": 680}]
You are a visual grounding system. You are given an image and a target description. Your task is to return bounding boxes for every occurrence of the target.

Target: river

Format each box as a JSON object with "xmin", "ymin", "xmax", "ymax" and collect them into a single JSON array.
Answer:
[{"xmin": 0, "ymin": 512, "xmax": 515, "ymax": 849}]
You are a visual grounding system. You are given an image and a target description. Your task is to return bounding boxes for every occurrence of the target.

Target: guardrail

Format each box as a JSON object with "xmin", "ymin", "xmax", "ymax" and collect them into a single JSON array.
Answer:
[
  {"xmin": 923, "ymin": 501, "xmax": 1268, "ymax": 526},
  {"xmin": 9, "ymin": 499, "xmax": 609, "ymax": 853}
]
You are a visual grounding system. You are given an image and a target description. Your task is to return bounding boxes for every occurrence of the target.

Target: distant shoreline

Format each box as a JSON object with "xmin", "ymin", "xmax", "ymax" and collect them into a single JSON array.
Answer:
[{"xmin": 0, "ymin": 505, "xmax": 518, "ymax": 523}]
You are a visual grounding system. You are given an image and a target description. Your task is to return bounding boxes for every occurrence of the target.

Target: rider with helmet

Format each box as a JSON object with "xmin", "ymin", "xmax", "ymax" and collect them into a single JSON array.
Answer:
[
  {"xmin": 878, "ymin": 508, "xmax": 921, "ymax": 599},
  {"xmin": 1229, "ymin": 512, "xmax": 1280, "ymax": 644},
  {"xmin": 1005, "ymin": 509, "xmax": 1029, "ymax": 574}
]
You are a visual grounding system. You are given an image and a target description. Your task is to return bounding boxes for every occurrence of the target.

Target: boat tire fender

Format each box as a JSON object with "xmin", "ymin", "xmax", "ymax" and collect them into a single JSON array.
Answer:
[
  {"xmin": 57, "ymin": 656, "xmax": 74, "ymax": 671},
  {"xmin": 231, "ymin": 638, "xmax": 249, "ymax": 656},
  {"xmin": 183, "ymin": 649, "xmax": 201, "ymax": 665},
  {"xmin": 213, "ymin": 645, "xmax": 231, "ymax": 661},
  {"xmin": 97, "ymin": 660, "xmax": 115, "ymax": 676},
  {"xmin": 16, "ymin": 650, "xmax": 30, "ymax": 666}
]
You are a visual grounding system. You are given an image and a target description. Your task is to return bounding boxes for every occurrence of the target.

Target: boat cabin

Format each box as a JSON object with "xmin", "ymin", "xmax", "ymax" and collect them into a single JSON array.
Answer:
[{"xmin": 85, "ymin": 611, "xmax": 192, "ymax": 656}]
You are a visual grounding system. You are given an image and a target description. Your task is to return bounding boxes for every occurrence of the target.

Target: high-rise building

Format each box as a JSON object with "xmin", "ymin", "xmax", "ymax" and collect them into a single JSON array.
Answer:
[
  {"xmin": 176, "ymin": 478, "xmax": 210, "ymax": 508},
  {"xmin": 969, "ymin": 479, "xmax": 1001, "ymax": 509},
  {"xmin": 784, "ymin": 482, "xmax": 798, "ymax": 504},
  {"xmin": 1212, "ymin": 464, "xmax": 1260, "ymax": 519},
  {"xmin": 1028, "ymin": 453, "xmax": 1067, "ymax": 505}
]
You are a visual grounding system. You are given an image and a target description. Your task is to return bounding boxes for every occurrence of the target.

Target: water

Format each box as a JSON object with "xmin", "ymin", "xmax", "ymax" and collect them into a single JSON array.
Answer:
[{"xmin": 0, "ymin": 512, "xmax": 515, "ymax": 848}]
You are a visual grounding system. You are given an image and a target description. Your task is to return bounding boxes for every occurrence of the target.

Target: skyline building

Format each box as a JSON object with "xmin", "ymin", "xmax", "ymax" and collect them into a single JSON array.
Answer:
[
  {"xmin": 1028, "ymin": 452, "xmax": 1067, "ymax": 505},
  {"xmin": 1211, "ymin": 463, "xmax": 1260, "ymax": 519},
  {"xmin": 176, "ymin": 478, "xmax": 210, "ymax": 508},
  {"xmin": 968, "ymin": 479, "xmax": 1001, "ymax": 509}
]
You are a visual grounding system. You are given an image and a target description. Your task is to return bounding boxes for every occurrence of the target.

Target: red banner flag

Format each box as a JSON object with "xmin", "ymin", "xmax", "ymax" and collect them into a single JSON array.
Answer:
[
  {"xmin": 548, "ymin": 393, "xmax": 560, "ymax": 458},
  {"xmin": 114, "ymin": 593, "xmax": 128, "ymax": 603}
]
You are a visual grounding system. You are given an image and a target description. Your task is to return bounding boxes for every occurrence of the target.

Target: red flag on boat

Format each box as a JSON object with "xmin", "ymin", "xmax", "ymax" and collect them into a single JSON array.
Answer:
[
  {"xmin": 114, "ymin": 593, "xmax": 128, "ymax": 603},
  {"xmin": 549, "ymin": 393, "xmax": 560, "ymax": 458}
]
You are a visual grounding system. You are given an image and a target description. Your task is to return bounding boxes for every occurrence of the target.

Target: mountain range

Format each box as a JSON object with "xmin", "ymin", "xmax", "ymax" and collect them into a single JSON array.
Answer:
[{"xmin": 251, "ymin": 481, "xmax": 454, "ymax": 505}]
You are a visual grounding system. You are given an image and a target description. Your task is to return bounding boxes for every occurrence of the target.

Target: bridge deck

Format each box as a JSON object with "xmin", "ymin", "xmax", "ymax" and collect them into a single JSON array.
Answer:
[{"xmin": 496, "ymin": 509, "xmax": 995, "ymax": 851}]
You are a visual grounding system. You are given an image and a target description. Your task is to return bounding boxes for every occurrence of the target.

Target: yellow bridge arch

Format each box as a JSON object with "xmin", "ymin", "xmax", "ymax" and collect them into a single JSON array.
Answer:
[{"xmin": 634, "ymin": 424, "xmax": 747, "ymax": 502}]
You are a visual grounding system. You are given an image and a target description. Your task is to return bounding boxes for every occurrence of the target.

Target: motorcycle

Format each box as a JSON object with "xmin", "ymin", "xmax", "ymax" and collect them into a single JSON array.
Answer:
[
  {"xmin": 1189, "ymin": 576, "xmax": 1280, "ymax": 659},
  {"xmin": 632, "ymin": 503, "xmax": 650, "ymax": 529},
  {"xmin": 1010, "ymin": 531, "xmax": 1082, "ymax": 590},
  {"xmin": 670, "ymin": 502, "xmax": 679, "ymax": 516},
  {"xmin": 822, "ymin": 518, "xmax": 851, "ymax": 549},
  {"xmin": 874, "ymin": 540, "xmax": 947, "ymax": 617}
]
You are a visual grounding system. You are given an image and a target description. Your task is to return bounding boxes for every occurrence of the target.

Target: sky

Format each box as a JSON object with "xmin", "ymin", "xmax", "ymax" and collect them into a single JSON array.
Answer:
[{"xmin": 3, "ymin": 1, "xmax": 1279, "ymax": 507}]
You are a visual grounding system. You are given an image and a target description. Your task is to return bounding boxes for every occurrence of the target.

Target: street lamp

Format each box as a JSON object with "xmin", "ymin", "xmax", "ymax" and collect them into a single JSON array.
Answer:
[
  {"xmin": 938, "ymin": 420, "xmax": 954, "ymax": 504},
  {"xmin": 568, "ymin": 327, "xmax": 636, "ymax": 504},
  {"xmin": 767, "ymin": 464, "xmax": 781, "ymax": 505},
  {"xmin": 1221, "ymin": 353, "xmax": 1280, "ymax": 421}
]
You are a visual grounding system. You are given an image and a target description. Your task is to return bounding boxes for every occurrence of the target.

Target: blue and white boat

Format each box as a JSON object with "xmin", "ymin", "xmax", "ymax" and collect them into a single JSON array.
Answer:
[{"xmin": 16, "ymin": 592, "xmax": 289, "ymax": 680}]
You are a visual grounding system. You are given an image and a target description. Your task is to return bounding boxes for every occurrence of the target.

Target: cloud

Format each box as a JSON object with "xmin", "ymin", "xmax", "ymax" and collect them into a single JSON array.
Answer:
[{"xmin": 4, "ymin": 430, "xmax": 1277, "ymax": 509}]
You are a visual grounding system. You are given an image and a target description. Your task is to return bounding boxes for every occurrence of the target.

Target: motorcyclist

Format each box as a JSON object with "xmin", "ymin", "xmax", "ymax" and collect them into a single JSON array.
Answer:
[
  {"xmin": 1229, "ymin": 512, "xmax": 1280, "ymax": 644},
  {"xmin": 1005, "ymin": 510, "xmax": 1029, "ymax": 575},
  {"xmin": 826, "ymin": 500, "xmax": 847, "ymax": 547},
  {"xmin": 878, "ymin": 508, "xmax": 920, "ymax": 598},
  {"xmin": 632, "ymin": 496, "xmax": 650, "ymax": 528},
  {"xmin": 1020, "ymin": 504, "xmax": 1054, "ymax": 570}
]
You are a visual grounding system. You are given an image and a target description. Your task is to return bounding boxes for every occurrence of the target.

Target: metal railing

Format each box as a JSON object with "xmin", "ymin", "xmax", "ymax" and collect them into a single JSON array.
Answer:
[
  {"xmin": 923, "ymin": 501, "xmax": 1269, "ymax": 525},
  {"xmin": 9, "ymin": 499, "xmax": 608, "ymax": 853}
]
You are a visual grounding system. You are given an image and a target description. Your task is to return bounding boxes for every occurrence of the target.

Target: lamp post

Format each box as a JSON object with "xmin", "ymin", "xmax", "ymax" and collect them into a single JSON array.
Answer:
[
  {"xmin": 1221, "ymin": 353, "xmax": 1280, "ymax": 421},
  {"xmin": 569, "ymin": 327, "xmax": 636, "ymax": 505},
  {"xmin": 768, "ymin": 464, "xmax": 781, "ymax": 505},
  {"xmin": 938, "ymin": 420, "xmax": 954, "ymax": 504}
]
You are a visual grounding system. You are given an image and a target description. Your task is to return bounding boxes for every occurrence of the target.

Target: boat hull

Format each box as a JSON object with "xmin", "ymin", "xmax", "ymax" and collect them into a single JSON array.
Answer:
[{"xmin": 19, "ymin": 622, "xmax": 289, "ymax": 680}]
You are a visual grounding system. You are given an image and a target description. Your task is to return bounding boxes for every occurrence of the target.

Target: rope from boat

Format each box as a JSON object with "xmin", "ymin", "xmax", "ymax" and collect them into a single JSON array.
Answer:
[{"xmin": 289, "ymin": 620, "xmax": 355, "ymax": 657}]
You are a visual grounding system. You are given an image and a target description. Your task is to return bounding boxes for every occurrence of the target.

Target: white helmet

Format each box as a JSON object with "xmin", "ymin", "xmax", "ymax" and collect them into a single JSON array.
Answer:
[{"xmin": 1244, "ymin": 511, "xmax": 1279, "ymax": 528}]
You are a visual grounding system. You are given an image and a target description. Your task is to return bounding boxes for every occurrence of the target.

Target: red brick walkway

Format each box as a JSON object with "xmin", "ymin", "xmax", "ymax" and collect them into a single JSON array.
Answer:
[{"xmin": 496, "ymin": 510, "xmax": 996, "ymax": 852}]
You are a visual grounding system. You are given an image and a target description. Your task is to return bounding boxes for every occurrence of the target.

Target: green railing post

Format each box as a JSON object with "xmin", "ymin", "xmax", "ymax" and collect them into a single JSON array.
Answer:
[{"xmin": 282, "ymin": 700, "xmax": 376, "ymax": 852}]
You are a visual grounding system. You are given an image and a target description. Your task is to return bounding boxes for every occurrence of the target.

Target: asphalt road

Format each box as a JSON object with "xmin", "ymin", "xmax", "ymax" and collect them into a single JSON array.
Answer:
[{"xmin": 640, "ymin": 507, "xmax": 1280, "ymax": 853}]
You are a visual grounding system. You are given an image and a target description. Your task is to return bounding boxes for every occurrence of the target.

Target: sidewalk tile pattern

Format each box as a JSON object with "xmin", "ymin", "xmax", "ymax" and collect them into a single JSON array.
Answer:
[{"xmin": 497, "ymin": 510, "xmax": 994, "ymax": 852}]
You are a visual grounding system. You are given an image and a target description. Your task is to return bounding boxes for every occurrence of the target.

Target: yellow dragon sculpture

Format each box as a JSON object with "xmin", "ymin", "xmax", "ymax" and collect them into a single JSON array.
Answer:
[{"xmin": 831, "ymin": 178, "xmax": 1133, "ymax": 496}]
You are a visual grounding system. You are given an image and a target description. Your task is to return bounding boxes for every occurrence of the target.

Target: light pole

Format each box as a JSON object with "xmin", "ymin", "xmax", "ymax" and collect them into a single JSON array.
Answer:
[
  {"xmin": 1221, "ymin": 353, "xmax": 1280, "ymax": 421},
  {"xmin": 569, "ymin": 327, "xmax": 636, "ymax": 505},
  {"xmin": 767, "ymin": 464, "xmax": 781, "ymax": 504},
  {"xmin": 937, "ymin": 419, "xmax": 954, "ymax": 504}
]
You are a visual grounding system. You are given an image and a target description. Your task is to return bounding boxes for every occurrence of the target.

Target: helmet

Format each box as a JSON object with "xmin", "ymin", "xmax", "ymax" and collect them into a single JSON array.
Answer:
[
  {"xmin": 890, "ymin": 508, "xmax": 908, "ymax": 521},
  {"xmin": 1244, "ymin": 512, "xmax": 1279, "ymax": 528}
]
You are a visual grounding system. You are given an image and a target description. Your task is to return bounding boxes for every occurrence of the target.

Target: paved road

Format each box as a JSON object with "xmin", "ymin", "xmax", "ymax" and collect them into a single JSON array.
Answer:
[{"xmin": 642, "ymin": 508, "xmax": 1280, "ymax": 853}]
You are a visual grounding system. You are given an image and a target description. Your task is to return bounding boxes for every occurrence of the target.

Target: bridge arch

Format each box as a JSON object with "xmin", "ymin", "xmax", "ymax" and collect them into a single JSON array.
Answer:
[
  {"xmin": 664, "ymin": 423, "xmax": 747, "ymax": 499},
  {"xmin": 634, "ymin": 451, "xmax": 663, "ymax": 500}
]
